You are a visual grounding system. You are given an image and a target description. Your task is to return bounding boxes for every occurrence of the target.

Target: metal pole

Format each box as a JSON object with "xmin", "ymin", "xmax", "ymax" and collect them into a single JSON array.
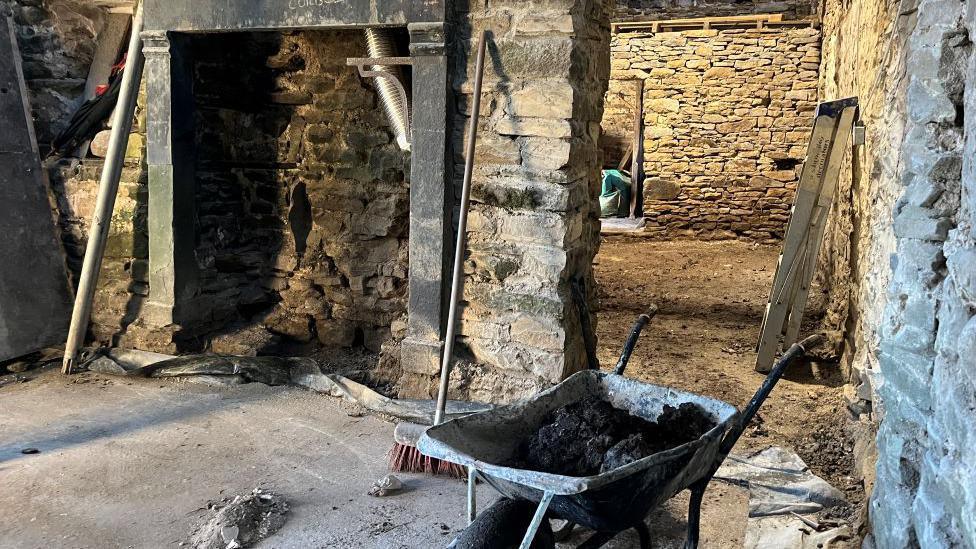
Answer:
[
  {"xmin": 467, "ymin": 467, "xmax": 478, "ymax": 524},
  {"xmin": 518, "ymin": 492, "xmax": 555, "ymax": 549},
  {"xmin": 433, "ymin": 30, "xmax": 488, "ymax": 425},
  {"xmin": 61, "ymin": 3, "xmax": 145, "ymax": 374}
]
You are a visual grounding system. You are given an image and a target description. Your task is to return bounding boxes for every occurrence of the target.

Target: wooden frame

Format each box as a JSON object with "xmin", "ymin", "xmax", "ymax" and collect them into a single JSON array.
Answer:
[{"xmin": 755, "ymin": 98, "xmax": 860, "ymax": 373}]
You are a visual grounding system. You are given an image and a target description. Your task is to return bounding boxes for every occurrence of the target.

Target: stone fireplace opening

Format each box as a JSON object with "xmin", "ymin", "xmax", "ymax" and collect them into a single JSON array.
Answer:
[
  {"xmin": 134, "ymin": 2, "xmax": 458, "ymax": 389},
  {"xmin": 184, "ymin": 30, "xmax": 411, "ymax": 358}
]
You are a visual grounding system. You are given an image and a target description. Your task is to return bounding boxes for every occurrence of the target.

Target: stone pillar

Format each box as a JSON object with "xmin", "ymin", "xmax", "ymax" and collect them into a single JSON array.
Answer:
[
  {"xmin": 142, "ymin": 31, "xmax": 199, "ymax": 329},
  {"xmin": 399, "ymin": 22, "xmax": 454, "ymax": 395},
  {"xmin": 426, "ymin": 0, "xmax": 612, "ymax": 402}
]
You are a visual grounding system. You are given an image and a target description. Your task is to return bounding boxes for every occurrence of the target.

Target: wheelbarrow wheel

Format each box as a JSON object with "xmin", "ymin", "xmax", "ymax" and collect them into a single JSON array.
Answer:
[{"xmin": 451, "ymin": 498, "xmax": 555, "ymax": 549}]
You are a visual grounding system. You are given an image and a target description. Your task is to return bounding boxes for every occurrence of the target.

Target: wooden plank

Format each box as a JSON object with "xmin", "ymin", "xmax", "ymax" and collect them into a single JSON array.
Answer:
[
  {"xmin": 756, "ymin": 114, "xmax": 837, "ymax": 331},
  {"xmin": 630, "ymin": 79, "xmax": 644, "ymax": 218},
  {"xmin": 93, "ymin": 0, "xmax": 135, "ymax": 13},
  {"xmin": 617, "ymin": 144, "xmax": 633, "ymax": 171},
  {"xmin": 755, "ymin": 99, "xmax": 857, "ymax": 372},
  {"xmin": 612, "ymin": 14, "xmax": 787, "ymax": 33}
]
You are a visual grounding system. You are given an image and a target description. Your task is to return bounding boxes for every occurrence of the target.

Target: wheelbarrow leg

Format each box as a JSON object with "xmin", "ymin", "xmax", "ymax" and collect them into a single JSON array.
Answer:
[
  {"xmin": 684, "ymin": 481, "xmax": 708, "ymax": 549},
  {"xmin": 518, "ymin": 492, "xmax": 554, "ymax": 549},
  {"xmin": 634, "ymin": 522, "xmax": 652, "ymax": 549},
  {"xmin": 467, "ymin": 467, "xmax": 477, "ymax": 524}
]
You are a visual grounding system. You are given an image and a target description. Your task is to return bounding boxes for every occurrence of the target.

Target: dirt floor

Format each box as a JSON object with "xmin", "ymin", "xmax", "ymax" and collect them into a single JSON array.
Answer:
[
  {"xmin": 0, "ymin": 237, "xmax": 857, "ymax": 548},
  {"xmin": 593, "ymin": 237, "xmax": 859, "ymax": 510}
]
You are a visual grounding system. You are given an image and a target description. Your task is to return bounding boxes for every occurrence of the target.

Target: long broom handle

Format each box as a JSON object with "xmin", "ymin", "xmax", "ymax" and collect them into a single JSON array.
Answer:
[
  {"xmin": 61, "ymin": 3, "xmax": 145, "ymax": 374},
  {"xmin": 433, "ymin": 31, "xmax": 488, "ymax": 425}
]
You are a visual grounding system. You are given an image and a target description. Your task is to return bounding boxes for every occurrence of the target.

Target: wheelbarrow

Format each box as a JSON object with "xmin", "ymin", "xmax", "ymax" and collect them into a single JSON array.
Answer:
[{"xmin": 418, "ymin": 325, "xmax": 823, "ymax": 549}]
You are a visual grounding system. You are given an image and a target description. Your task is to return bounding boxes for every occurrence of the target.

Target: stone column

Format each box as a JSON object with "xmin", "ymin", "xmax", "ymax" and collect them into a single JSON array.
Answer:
[
  {"xmin": 429, "ymin": 0, "xmax": 611, "ymax": 402},
  {"xmin": 399, "ymin": 22, "xmax": 454, "ymax": 395},
  {"xmin": 142, "ymin": 31, "xmax": 199, "ymax": 329}
]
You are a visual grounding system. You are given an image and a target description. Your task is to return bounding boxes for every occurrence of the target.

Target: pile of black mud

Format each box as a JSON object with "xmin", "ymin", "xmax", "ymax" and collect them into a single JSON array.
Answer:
[{"xmin": 514, "ymin": 397, "xmax": 717, "ymax": 476}]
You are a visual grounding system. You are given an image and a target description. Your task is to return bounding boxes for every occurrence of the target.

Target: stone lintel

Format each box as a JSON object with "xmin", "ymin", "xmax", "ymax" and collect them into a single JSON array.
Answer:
[{"xmin": 144, "ymin": 0, "xmax": 446, "ymax": 33}]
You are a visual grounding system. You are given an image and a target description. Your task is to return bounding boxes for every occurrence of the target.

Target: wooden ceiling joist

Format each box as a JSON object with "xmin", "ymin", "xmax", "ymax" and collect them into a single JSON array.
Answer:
[{"xmin": 611, "ymin": 14, "xmax": 817, "ymax": 34}]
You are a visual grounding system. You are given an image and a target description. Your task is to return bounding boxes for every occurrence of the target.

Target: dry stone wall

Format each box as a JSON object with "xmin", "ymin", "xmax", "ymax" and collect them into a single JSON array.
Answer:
[
  {"xmin": 608, "ymin": 26, "xmax": 820, "ymax": 241},
  {"xmin": 187, "ymin": 30, "xmax": 410, "ymax": 354}
]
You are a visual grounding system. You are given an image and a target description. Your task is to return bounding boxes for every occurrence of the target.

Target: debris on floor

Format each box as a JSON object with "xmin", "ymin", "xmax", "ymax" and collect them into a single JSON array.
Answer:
[
  {"xmin": 368, "ymin": 475, "xmax": 404, "ymax": 497},
  {"xmin": 716, "ymin": 446, "xmax": 851, "ymax": 548},
  {"xmin": 81, "ymin": 349, "xmax": 492, "ymax": 425},
  {"xmin": 513, "ymin": 395, "xmax": 717, "ymax": 476},
  {"xmin": 187, "ymin": 488, "xmax": 288, "ymax": 549}
]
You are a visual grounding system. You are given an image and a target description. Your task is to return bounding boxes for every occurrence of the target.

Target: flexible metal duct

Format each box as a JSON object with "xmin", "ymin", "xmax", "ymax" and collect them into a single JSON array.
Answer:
[{"xmin": 364, "ymin": 28, "xmax": 411, "ymax": 151}]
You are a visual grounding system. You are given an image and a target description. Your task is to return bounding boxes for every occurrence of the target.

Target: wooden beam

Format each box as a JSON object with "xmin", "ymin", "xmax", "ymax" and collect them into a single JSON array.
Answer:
[
  {"xmin": 630, "ymin": 79, "xmax": 644, "ymax": 218},
  {"xmin": 611, "ymin": 14, "xmax": 817, "ymax": 34}
]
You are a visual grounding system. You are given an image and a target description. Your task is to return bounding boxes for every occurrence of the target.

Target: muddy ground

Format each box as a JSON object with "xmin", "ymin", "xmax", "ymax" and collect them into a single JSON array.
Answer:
[{"xmin": 593, "ymin": 237, "xmax": 860, "ymax": 510}]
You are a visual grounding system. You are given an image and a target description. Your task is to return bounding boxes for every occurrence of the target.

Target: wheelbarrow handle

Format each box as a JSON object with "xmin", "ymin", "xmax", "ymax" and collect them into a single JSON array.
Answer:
[
  {"xmin": 718, "ymin": 334, "xmax": 824, "ymax": 456},
  {"xmin": 614, "ymin": 304, "xmax": 659, "ymax": 376}
]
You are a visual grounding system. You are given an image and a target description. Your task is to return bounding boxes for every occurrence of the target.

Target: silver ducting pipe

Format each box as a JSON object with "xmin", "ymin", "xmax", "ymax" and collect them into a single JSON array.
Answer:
[{"xmin": 364, "ymin": 28, "xmax": 411, "ymax": 151}]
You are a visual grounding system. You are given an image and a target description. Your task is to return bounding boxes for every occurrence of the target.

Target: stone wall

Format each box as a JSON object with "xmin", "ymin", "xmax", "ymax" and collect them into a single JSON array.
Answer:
[
  {"xmin": 12, "ymin": 0, "xmax": 609, "ymax": 395},
  {"xmin": 12, "ymin": 8, "xmax": 411, "ymax": 356},
  {"xmin": 820, "ymin": 0, "xmax": 976, "ymax": 544},
  {"xmin": 613, "ymin": 0, "xmax": 816, "ymax": 21},
  {"xmin": 607, "ymin": 26, "xmax": 820, "ymax": 241},
  {"xmin": 815, "ymin": 0, "xmax": 911, "ymax": 527},
  {"xmin": 7, "ymin": 0, "xmax": 150, "ymax": 347},
  {"xmin": 868, "ymin": 1, "xmax": 975, "ymax": 545},
  {"xmin": 186, "ymin": 30, "xmax": 410, "ymax": 354},
  {"xmin": 48, "ymin": 159, "xmax": 148, "ymax": 347},
  {"xmin": 5, "ymin": 0, "xmax": 104, "ymax": 146},
  {"xmin": 409, "ymin": 0, "xmax": 611, "ymax": 402}
]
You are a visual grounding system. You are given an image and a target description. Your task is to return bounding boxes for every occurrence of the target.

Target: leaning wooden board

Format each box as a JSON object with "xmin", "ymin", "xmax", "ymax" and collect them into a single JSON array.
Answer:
[
  {"xmin": 755, "ymin": 98, "xmax": 859, "ymax": 373},
  {"xmin": 0, "ymin": 17, "xmax": 74, "ymax": 362}
]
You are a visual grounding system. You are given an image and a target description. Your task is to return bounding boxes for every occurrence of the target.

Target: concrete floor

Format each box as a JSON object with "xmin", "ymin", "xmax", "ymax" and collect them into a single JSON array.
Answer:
[{"xmin": 0, "ymin": 367, "xmax": 747, "ymax": 548}]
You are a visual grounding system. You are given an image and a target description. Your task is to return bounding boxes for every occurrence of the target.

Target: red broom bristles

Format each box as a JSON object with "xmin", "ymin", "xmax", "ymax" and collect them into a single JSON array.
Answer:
[{"xmin": 388, "ymin": 442, "xmax": 467, "ymax": 479}]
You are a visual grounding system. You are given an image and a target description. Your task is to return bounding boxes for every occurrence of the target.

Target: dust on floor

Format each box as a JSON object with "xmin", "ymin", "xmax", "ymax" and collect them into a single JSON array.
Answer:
[
  {"xmin": 0, "ymin": 367, "xmax": 747, "ymax": 548},
  {"xmin": 594, "ymin": 237, "xmax": 860, "ymax": 509}
]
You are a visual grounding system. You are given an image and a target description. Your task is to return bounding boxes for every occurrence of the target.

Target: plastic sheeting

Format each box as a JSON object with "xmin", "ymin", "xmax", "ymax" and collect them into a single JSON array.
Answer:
[
  {"xmin": 83, "ymin": 349, "xmax": 491, "ymax": 425},
  {"xmin": 716, "ymin": 446, "xmax": 851, "ymax": 548}
]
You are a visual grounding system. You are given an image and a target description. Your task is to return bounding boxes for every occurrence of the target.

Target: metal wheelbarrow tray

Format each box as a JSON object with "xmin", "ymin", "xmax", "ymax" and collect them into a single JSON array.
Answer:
[
  {"xmin": 418, "ymin": 335, "xmax": 821, "ymax": 549},
  {"xmin": 420, "ymin": 370, "xmax": 737, "ymax": 530}
]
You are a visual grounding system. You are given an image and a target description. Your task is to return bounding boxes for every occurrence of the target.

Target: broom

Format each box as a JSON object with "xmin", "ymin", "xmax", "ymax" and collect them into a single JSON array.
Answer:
[{"xmin": 389, "ymin": 30, "xmax": 489, "ymax": 477}]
